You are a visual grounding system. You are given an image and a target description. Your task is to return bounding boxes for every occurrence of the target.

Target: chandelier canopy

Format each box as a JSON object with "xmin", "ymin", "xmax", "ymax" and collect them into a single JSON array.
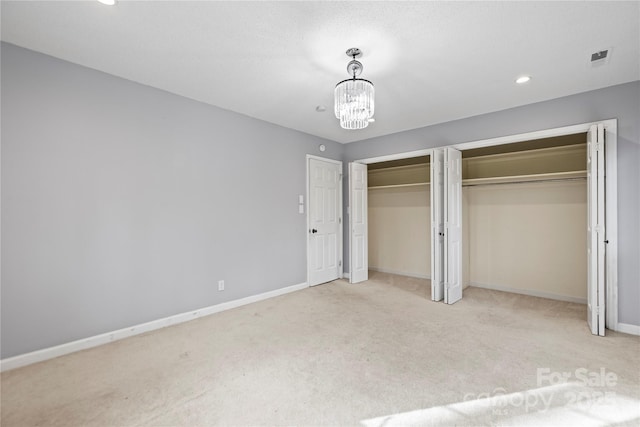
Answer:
[{"xmin": 334, "ymin": 48, "xmax": 374, "ymax": 130}]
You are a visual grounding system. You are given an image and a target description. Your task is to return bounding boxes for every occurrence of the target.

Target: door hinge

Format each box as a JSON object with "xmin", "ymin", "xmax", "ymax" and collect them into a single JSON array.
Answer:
[
  {"xmin": 339, "ymin": 217, "xmax": 342, "ymax": 224},
  {"xmin": 339, "ymin": 260, "xmax": 342, "ymax": 267},
  {"xmin": 339, "ymin": 173, "xmax": 343, "ymax": 181}
]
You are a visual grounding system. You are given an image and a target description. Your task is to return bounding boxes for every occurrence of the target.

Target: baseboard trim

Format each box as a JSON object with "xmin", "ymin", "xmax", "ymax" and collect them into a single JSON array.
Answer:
[
  {"xmin": 0, "ymin": 281, "xmax": 308, "ymax": 372},
  {"xmin": 469, "ymin": 282, "xmax": 587, "ymax": 305},
  {"xmin": 616, "ymin": 322, "xmax": 640, "ymax": 336},
  {"xmin": 369, "ymin": 267, "xmax": 431, "ymax": 280},
  {"xmin": 342, "ymin": 272, "xmax": 350, "ymax": 280}
]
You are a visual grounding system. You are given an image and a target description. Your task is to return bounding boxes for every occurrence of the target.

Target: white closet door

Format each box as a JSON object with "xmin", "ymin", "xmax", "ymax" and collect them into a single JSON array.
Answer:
[
  {"xmin": 444, "ymin": 147, "xmax": 463, "ymax": 304},
  {"xmin": 431, "ymin": 149, "xmax": 445, "ymax": 301},
  {"xmin": 587, "ymin": 124, "xmax": 606, "ymax": 336},
  {"xmin": 349, "ymin": 162, "xmax": 368, "ymax": 283}
]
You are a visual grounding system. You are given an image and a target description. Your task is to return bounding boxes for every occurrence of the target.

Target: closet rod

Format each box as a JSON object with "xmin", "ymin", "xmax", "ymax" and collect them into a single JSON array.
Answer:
[{"xmin": 462, "ymin": 176, "xmax": 587, "ymax": 187}]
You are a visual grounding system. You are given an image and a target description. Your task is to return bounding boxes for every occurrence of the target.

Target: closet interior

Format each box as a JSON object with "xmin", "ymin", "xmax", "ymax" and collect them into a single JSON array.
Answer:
[
  {"xmin": 367, "ymin": 156, "xmax": 431, "ymax": 284},
  {"xmin": 361, "ymin": 132, "xmax": 589, "ymax": 305},
  {"xmin": 461, "ymin": 133, "xmax": 588, "ymax": 303}
]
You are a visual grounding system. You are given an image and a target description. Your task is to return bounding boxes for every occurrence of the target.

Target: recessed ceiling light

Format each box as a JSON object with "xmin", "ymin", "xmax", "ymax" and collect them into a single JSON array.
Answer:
[
  {"xmin": 315, "ymin": 105, "xmax": 327, "ymax": 112},
  {"xmin": 98, "ymin": 0, "xmax": 116, "ymax": 5},
  {"xmin": 515, "ymin": 75, "xmax": 531, "ymax": 84}
]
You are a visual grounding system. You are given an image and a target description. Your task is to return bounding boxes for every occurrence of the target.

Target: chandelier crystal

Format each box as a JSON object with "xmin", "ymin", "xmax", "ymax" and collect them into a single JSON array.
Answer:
[{"xmin": 334, "ymin": 48, "xmax": 374, "ymax": 130}]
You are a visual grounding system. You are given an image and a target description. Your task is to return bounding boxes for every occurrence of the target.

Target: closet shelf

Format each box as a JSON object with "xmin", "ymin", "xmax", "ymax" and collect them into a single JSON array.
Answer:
[
  {"xmin": 367, "ymin": 171, "xmax": 587, "ymax": 189},
  {"xmin": 368, "ymin": 182, "xmax": 430, "ymax": 190},
  {"xmin": 462, "ymin": 170, "xmax": 587, "ymax": 187}
]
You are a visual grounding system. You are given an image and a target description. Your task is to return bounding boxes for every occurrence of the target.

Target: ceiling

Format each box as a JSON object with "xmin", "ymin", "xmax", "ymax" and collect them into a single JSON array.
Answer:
[{"xmin": 2, "ymin": 1, "xmax": 638, "ymax": 144}]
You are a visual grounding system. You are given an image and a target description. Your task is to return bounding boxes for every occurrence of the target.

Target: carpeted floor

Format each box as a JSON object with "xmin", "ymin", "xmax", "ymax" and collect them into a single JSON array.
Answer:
[{"xmin": 2, "ymin": 271, "xmax": 639, "ymax": 426}]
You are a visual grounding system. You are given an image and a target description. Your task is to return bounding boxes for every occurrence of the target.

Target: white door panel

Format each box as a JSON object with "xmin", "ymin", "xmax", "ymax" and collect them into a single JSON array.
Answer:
[
  {"xmin": 596, "ymin": 124, "xmax": 606, "ymax": 336},
  {"xmin": 444, "ymin": 147, "xmax": 463, "ymax": 304},
  {"xmin": 587, "ymin": 124, "xmax": 606, "ymax": 336},
  {"xmin": 308, "ymin": 158, "xmax": 341, "ymax": 286},
  {"xmin": 431, "ymin": 149, "xmax": 445, "ymax": 301},
  {"xmin": 349, "ymin": 162, "xmax": 368, "ymax": 283}
]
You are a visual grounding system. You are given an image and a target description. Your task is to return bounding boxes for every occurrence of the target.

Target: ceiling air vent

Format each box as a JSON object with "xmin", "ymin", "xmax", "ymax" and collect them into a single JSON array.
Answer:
[
  {"xmin": 591, "ymin": 50, "xmax": 608, "ymax": 62},
  {"xmin": 590, "ymin": 49, "xmax": 611, "ymax": 66}
]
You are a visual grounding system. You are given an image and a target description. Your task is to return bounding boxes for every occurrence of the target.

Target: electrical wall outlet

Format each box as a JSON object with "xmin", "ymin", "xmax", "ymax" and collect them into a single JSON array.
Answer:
[{"xmin": 218, "ymin": 280, "xmax": 225, "ymax": 291}]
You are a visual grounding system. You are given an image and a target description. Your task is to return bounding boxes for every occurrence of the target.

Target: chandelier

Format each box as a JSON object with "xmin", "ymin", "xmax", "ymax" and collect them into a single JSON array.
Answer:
[{"xmin": 334, "ymin": 48, "xmax": 375, "ymax": 130}]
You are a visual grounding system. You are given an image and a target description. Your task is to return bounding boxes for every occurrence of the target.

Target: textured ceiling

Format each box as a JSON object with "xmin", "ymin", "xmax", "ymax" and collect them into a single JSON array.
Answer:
[{"xmin": 1, "ymin": 1, "xmax": 639, "ymax": 143}]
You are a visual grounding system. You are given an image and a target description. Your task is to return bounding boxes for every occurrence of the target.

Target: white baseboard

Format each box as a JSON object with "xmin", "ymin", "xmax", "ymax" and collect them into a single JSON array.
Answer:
[
  {"xmin": 469, "ymin": 282, "xmax": 587, "ymax": 305},
  {"xmin": 616, "ymin": 322, "xmax": 640, "ymax": 336},
  {"xmin": 342, "ymin": 272, "xmax": 350, "ymax": 280},
  {"xmin": 369, "ymin": 267, "xmax": 431, "ymax": 280},
  {"xmin": 0, "ymin": 282, "xmax": 308, "ymax": 372}
]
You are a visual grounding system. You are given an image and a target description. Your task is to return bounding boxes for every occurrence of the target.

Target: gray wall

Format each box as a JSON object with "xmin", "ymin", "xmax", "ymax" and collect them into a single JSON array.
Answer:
[
  {"xmin": 344, "ymin": 80, "xmax": 640, "ymax": 327},
  {"xmin": 1, "ymin": 43, "xmax": 343, "ymax": 358},
  {"xmin": 2, "ymin": 42, "xmax": 638, "ymax": 360}
]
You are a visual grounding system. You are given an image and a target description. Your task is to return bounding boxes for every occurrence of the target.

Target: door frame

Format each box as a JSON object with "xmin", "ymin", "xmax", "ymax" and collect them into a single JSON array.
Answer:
[
  {"xmin": 450, "ymin": 119, "xmax": 618, "ymax": 332},
  {"xmin": 356, "ymin": 148, "xmax": 434, "ymax": 165},
  {"xmin": 306, "ymin": 155, "xmax": 344, "ymax": 286}
]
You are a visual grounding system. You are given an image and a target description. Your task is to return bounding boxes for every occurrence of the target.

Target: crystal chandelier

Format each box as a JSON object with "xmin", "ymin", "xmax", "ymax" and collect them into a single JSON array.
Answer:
[{"xmin": 334, "ymin": 48, "xmax": 374, "ymax": 130}]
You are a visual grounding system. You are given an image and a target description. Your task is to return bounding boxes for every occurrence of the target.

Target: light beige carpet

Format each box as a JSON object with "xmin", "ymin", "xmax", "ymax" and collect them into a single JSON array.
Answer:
[{"xmin": 2, "ymin": 271, "xmax": 639, "ymax": 426}]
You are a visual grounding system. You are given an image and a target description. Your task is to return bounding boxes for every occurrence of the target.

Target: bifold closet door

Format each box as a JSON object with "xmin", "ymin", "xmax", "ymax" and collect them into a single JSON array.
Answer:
[
  {"xmin": 587, "ymin": 123, "xmax": 606, "ymax": 336},
  {"xmin": 444, "ymin": 147, "xmax": 463, "ymax": 304},
  {"xmin": 349, "ymin": 162, "xmax": 368, "ymax": 284},
  {"xmin": 431, "ymin": 149, "xmax": 445, "ymax": 301}
]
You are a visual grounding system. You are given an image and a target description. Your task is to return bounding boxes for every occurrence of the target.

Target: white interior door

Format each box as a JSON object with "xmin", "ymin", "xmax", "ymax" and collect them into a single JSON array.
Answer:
[
  {"xmin": 444, "ymin": 147, "xmax": 463, "ymax": 304},
  {"xmin": 308, "ymin": 157, "xmax": 341, "ymax": 286},
  {"xmin": 431, "ymin": 149, "xmax": 445, "ymax": 301},
  {"xmin": 587, "ymin": 124, "xmax": 606, "ymax": 336},
  {"xmin": 349, "ymin": 162, "xmax": 368, "ymax": 283}
]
